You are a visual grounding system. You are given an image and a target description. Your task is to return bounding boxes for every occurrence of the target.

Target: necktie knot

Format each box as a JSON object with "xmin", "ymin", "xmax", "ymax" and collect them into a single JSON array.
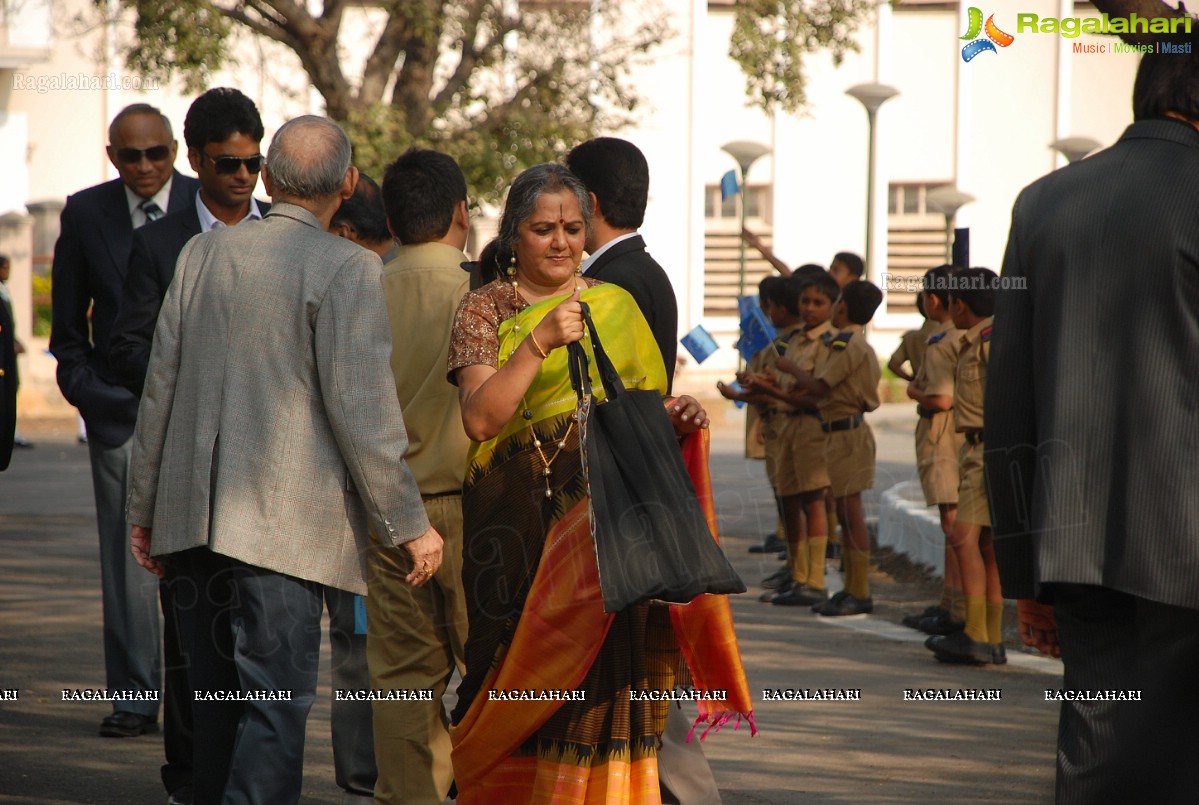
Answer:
[{"xmin": 139, "ymin": 200, "xmax": 164, "ymax": 224}]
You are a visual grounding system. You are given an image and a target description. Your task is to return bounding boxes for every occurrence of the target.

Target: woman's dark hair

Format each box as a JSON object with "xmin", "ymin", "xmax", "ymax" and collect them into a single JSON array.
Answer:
[{"xmin": 496, "ymin": 164, "xmax": 592, "ymax": 268}]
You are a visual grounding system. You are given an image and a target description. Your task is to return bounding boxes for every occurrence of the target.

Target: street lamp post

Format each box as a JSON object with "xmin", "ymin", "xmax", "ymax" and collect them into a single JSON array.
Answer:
[
  {"xmin": 845, "ymin": 83, "xmax": 899, "ymax": 284},
  {"xmin": 1050, "ymin": 136, "xmax": 1102, "ymax": 164},
  {"xmin": 721, "ymin": 140, "xmax": 771, "ymax": 301},
  {"xmin": 925, "ymin": 186, "xmax": 975, "ymax": 265}
]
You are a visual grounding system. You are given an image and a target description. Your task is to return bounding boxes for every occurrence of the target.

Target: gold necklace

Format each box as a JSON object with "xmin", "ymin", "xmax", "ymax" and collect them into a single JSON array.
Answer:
[{"xmin": 528, "ymin": 413, "xmax": 576, "ymax": 499}]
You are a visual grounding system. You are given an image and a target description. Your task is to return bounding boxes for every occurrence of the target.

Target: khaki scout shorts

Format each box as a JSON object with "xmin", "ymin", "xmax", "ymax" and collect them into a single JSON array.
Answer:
[
  {"xmin": 770, "ymin": 413, "xmax": 830, "ymax": 496},
  {"xmin": 916, "ymin": 412, "xmax": 964, "ymax": 507},
  {"xmin": 826, "ymin": 421, "xmax": 875, "ymax": 498},
  {"xmin": 956, "ymin": 440, "xmax": 992, "ymax": 527}
]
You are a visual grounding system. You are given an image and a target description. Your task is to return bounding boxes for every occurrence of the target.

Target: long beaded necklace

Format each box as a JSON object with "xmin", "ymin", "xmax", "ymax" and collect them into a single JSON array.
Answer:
[{"xmin": 508, "ymin": 258, "xmax": 581, "ymax": 499}]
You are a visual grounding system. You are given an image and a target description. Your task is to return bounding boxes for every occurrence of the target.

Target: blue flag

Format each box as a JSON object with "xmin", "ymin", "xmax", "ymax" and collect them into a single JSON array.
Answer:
[
  {"xmin": 720, "ymin": 169, "xmax": 739, "ymax": 201},
  {"xmin": 737, "ymin": 295, "xmax": 776, "ymax": 363},
  {"xmin": 354, "ymin": 594, "xmax": 367, "ymax": 635},
  {"xmin": 680, "ymin": 324, "xmax": 719, "ymax": 364}
]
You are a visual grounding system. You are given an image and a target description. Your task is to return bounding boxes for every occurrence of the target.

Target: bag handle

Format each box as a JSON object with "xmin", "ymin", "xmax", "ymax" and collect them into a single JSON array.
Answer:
[{"xmin": 578, "ymin": 301, "xmax": 626, "ymax": 400}]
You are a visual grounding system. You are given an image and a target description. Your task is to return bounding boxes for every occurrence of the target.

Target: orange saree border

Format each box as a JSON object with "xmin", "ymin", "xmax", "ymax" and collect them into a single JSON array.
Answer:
[{"xmin": 451, "ymin": 429, "xmax": 755, "ymax": 804}]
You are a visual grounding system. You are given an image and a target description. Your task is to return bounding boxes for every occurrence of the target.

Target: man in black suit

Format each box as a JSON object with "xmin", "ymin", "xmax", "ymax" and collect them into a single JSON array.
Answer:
[
  {"xmin": 566, "ymin": 137, "xmax": 679, "ymax": 393},
  {"xmin": 568, "ymin": 138, "xmax": 716, "ymax": 805},
  {"xmin": 0, "ymin": 287, "xmax": 15, "ymax": 472},
  {"xmin": 109, "ymin": 88, "xmax": 266, "ymax": 805},
  {"xmin": 986, "ymin": 50, "xmax": 1199, "ymax": 804},
  {"xmin": 50, "ymin": 104, "xmax": 198, "ymax": 741}
]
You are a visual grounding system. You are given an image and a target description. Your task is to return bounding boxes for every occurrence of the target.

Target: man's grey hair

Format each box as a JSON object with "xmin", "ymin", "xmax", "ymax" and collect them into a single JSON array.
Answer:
[{"xmin": 265, "ymin": 115, "xmax": 352, "ymax": 200}]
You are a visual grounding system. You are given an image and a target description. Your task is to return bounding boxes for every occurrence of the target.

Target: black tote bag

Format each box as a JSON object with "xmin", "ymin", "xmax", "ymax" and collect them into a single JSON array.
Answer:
[{"xmin": 567, "ymin": 302, "xmax": 745, "ymax": 613}]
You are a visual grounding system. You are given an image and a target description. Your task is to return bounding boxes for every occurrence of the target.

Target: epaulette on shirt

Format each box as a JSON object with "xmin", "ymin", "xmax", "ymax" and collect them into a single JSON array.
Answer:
[
  {"xmin": 829, "ymin": 331, "xmax": 854, "ymax": 351},
  {"xmin": 773, "ymin": 338, "xmax": 789, "ymax": 356},
  {"xmin": 980, "ymin": 326, "xmax": 993, "ymax": 342},
  {"xmin": 927, "ymin": 331, "xmax": 947, "ymax": 346}
]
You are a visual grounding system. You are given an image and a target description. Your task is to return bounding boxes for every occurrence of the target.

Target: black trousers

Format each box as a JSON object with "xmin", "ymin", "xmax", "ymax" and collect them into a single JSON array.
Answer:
[
  {"xmin": 170, "ymin": 548, "xmax": 324, "ymax": 805},
  {"xmin": 1052, "ymin": 583, "xmax": 1199, "ymax": 804},
  {"xmin": 160, "ymin": 574, "xmax": 193, "ymax": 794}
]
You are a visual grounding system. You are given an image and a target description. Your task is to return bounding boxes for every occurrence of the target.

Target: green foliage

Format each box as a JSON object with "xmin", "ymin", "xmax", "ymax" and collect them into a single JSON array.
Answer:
[
  {"xmin": 730, "ymin": 0, "xmax": 877, "ymax": 114},
  {"xmin": 31, "ymin": 273, "xmax": 52, "ymax": 337},
  {"xmin": 108, "ymin": 0, "xmax": 232, "ymax": 92}
]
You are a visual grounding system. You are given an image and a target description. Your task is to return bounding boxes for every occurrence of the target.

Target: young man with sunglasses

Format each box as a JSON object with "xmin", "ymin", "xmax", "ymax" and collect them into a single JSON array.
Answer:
[
  {"xmin": 50, "ymin": 104, "xmax": 198, "ymax": 749},
  {"xmin": 107, "ymin": 88, "xmax": 268, "ymax": 805}
]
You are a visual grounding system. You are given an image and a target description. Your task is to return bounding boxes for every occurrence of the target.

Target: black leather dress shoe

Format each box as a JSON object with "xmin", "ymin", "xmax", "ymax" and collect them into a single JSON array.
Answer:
[
  {"xmin": 992, "ymin": 643, "xmax": 1008, "ymax": 665},
  {"xmin": 927, "ymin": 631, "xmax": 993, "ymax": 664},
  {"xmin": 99, "ymin": 711, "xmax": 159, "ymax": 737},
  {"xmin": 749, "ymin": 534, "xmax": 786, "ymax": 554},
  {"xmin": 759, "ymin": 580, "xmax": 794, "ymax": 602},
  {"xmin": 167, "ymin": 784, "xmax": 195, "ymax": 805}
]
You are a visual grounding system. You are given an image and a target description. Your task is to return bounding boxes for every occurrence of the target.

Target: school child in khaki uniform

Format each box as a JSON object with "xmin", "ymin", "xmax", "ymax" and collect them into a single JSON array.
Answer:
[
  {"xmin": 749, "ymin": 273, "xmax": 841, "ymax": 606},
  {"xmin": 776, "ymin": 280, "xmax": 883, "ymax": 616},
  {"xmin": 926, "ymin": 267, "xmax": 1005, "ymax": 664},
  {"xmin": 902, "ymin": 265, "xmax": 966, "ymax": 635}
]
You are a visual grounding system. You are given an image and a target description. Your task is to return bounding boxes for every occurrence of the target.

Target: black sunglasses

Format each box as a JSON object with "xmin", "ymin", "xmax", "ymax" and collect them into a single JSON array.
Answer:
[
  {"xmin": 114, "ymin": 145, "xmax": 172, "ymax": 164},
  {"xmin": 201, "ymin": 152, "xmax": 263, "ymax": 175}
]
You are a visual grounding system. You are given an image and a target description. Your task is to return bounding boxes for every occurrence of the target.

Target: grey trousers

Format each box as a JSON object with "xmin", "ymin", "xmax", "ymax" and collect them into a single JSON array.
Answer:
[{"xmin": 88, "ymin": 435, "xmax": 160, "ymax": 716}]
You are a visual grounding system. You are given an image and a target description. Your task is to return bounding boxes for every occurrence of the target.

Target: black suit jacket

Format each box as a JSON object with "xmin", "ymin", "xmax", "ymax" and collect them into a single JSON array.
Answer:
[
  {"xmin": 0, "ymin": 299, "xmax": 15, "ymax": 471},
  {"xmin": 986, "ymin": 119, "xmax": 1199, "ymax": 608},
  {"xmin": 110, "ymin": 199, "xmax": 270, "ymax": 395},
  {"xmin": 584, "ymin": 234, "xmax": 679, "ymax": 393},
  {"xmin": 50, "ymin": 172, "xmax": 199, "ymax": 445}
]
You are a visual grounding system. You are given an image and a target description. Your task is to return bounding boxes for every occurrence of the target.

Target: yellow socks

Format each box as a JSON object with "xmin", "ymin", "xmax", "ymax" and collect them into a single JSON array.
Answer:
[
  {"xmin": 787, "ymin": 536, "xmax": 809, "ymax": 585},
  {"xmin": 964, "ymin": 596, "xmax": 988, "ymax": 643},
  {"xmin": 986, "ymin": 601, "xmax": 1004, "ymax": 645},
  {"xmin": 806, "ymin": 537, "xmax": 828, "ymax": 590},
  {"xmin": 845, "ymin": 549, "xmax": 870, "ymax": 599}
]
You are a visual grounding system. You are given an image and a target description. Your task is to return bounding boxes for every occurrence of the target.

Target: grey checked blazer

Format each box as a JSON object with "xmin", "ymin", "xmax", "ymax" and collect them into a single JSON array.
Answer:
[
  {"xmin": 126, "ymin": 203, "xmax": 429, "ymax": 594},
  {"xmin": 986, "ymin": 119, "xmax": 1199, "ymax": 608}
]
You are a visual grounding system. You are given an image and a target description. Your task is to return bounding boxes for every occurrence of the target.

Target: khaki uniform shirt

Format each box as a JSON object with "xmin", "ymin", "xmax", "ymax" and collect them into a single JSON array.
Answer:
[
  {"xmin": 815, "ymin": 324, "xmax": 881, "ymax": 421},
  {"xmin": 953, "ymin": 317, "xmax": 993, "ymax": 432},
  {"xmin": 915, "ymin": 320, "xmax": 963, "ymax": 399},
  {"xmin": 891, "ymin": 318, "xmax": 940, "ymax": 379},
  {"xmin": 381, "ymin": 242, "xmax": 472, "ymax": 494}
]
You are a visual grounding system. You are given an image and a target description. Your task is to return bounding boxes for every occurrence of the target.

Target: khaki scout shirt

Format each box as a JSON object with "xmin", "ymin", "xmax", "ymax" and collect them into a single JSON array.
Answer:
[
  {"xmin": 891, "ymin": 317, "xmax": 940, "ymax": 379},
  {"xmin": 953, "ymin": 316, "xmax": 993, "ymax": 433},
  {"xmin": 815, "ymin": 324, "xmax": 881, "ymax": 421},
  {"xmin": 915, "ymin": 320, "xmax": 963, "ymax": 400},
  {"xmin": 765, "ymin": 323, "xmax": 805, "ymax": 413},
  {"xmin": 381, "ymin": 242, "xmax": 472, "ymax": 495}
]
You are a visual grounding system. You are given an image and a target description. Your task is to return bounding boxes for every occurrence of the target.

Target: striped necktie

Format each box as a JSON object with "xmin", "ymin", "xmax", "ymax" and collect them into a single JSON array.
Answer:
[{"xmin": 139, "ymin": 200, "xmax": 164, "ymax": 226}]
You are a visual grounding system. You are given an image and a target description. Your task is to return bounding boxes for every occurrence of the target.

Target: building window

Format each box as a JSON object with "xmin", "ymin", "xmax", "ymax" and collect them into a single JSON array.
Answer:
[
  {"xmin": 886, "ymin": 182, "xmax": 952, "ymax": 316},
  {"xmin": 704, "ymin": 184, "xmax": 770, "ymax": 223},
  {"xmin": 702, "ymin": 184, "xmax": 774, "ymax": 319}
]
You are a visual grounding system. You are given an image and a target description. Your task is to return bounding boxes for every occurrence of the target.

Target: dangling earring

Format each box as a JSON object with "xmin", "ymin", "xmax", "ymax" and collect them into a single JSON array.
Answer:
[
  {"xmin": 575, "ymin": 262, "xmax": 582, "ymax": 277},
  {"xmin": 506, "ymin": 255, "xmax": 517, "ymax": 280}
]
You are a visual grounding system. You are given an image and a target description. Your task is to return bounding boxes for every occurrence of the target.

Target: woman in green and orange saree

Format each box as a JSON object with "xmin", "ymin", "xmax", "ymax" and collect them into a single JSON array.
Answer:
[{"xmin": 448, "ymin": 163, "xmax": 753, "ymax": 804}]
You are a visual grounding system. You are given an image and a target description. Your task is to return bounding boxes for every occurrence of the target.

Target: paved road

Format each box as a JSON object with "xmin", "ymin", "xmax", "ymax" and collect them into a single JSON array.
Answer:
[{"xmin": 0, "ymin": 404, "xmax": 1062, "ymax": 803}]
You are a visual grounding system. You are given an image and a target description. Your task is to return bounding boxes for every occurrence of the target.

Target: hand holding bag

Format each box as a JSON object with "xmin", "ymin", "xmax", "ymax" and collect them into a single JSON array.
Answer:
[{"xmin": 567, "ymin": 302, "xmax": 746, "ymax": 613}]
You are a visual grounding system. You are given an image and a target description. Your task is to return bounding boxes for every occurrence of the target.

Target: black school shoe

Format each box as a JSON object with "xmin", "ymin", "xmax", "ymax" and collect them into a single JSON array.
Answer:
[
  {"xmin": 902, "ymin": 605, "xmax": 947, "ymax": 630},
  {"xmin": 761, "ymin": 567, "xmax": 791, "ymax": 590},
  {"xmin": 760, "ymin": 580, "xmax": 795, "ymax": 602},
  {"xmin": 773, "ymin": 585, "xmax": 829, "ymax": 607},
  {"xmin": 749, "ymin": 534, "xmax": 786, "ymax": 554},
  {"xmin": 813, "ymin": 591, "xmax": 873, "ymax": 616},
  {"xmin": 917, "ymin": 611, "xmax": 966, "ymax": 636},
  {"xmin": 926, "ymin": 631, "xmax": 994, "ymax": 664}
]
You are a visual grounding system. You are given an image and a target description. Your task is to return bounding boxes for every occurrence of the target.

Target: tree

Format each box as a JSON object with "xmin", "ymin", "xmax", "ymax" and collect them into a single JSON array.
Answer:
[
  {"xmin": 728, "ymin": 0, "xmax": 1195, "ymax": 116},
  {"xmin": 728, "ymin": 0, "xmax": 875, "ymax": 115},
  {"xmin": 103, "ymin": 0, "xmax": 667, "ymax": 202}
]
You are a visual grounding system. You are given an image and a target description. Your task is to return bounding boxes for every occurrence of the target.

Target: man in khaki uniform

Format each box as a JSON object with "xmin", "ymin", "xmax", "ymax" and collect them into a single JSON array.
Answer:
[
  {"xmin": 903, "ymin": 265, "xmax": 966, "ymax": 636},
  {"xmin": 371, "ymin": 148, "xmax": 472, "ymax": 804},
  {"xmin": 926, "ymin": 268, "xmax": 1001, "ymax": 665},
  {"xmin": 777, "ymin": 280, "xmax": 882, "ymax": 616}
]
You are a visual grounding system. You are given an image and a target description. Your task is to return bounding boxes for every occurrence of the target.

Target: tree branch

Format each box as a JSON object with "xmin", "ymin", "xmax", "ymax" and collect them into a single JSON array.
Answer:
[{"xmin": 431, "ymin": 0, "xmax": 517, "ymax": 112}]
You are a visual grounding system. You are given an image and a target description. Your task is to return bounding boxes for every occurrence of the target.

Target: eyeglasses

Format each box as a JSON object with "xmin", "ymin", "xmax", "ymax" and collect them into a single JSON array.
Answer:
[
  {"xmin": 200, "ymin": 152, "xmax": 263, "ymax": 175},
  {"xmin": 113, "ymin": 145, "xmax": 172, "ymax": 164}
]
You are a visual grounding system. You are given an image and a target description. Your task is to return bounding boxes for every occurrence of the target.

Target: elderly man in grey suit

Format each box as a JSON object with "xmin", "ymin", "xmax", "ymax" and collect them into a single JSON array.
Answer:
[
  {"xmin": 987, "ymin": 50, "xmax": 1199, "ymax": 804},
  {"xmin": 126, "ymin": 115, "xmax": 442, "ymax": 805}
]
